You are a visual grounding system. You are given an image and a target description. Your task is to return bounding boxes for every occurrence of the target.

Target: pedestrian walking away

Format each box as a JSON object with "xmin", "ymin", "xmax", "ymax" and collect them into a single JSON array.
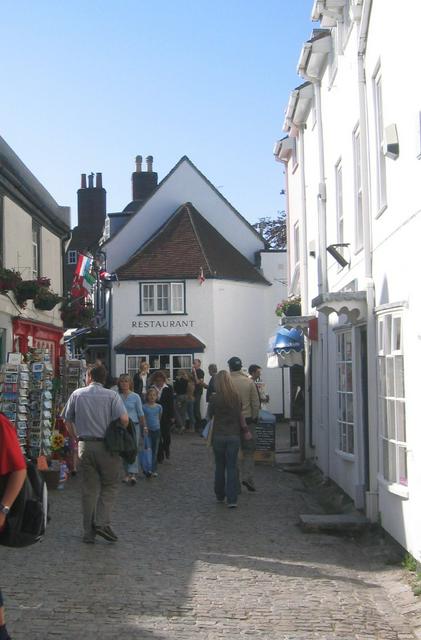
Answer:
[
  {"xmin": 228, "ymin": 356, "xmax": 260, "ymax": 492},
  {"xmin": 205, "ymin": 363, "xmax": 218, "ymax": 403},
  {"xmin": 208, "ymin": 370, "xmax": 244, "ymax": 508},
  {"xmin": 63, "ymin": 363, "xmax": 129, "ymax": 544},
  {"xmin": 118, "ymin": 374, "xmax": 146, "ymax": 485},
  {"xmin": 0, "ymin": 413, "xmax": 27, "ymax": 640}
]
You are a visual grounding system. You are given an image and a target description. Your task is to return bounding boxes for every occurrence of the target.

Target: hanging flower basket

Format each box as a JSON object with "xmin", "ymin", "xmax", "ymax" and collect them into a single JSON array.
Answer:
[
  {"xmin": 15, "ymin": 280, "xmax": 40, "ymax": 307},
  {"xmin": 34, "ymin": 290, "xmax": 63, "ymax": 311},
  {"xmin": 0, "ymin": 268, "xmax": 22, "ymax": 293},
  {"xmin": 60, "ymin": 300, "xmax": 96, "ymax": 328},
  {"xmin": 275, "ymin": 297, "xmax": 302, "ymax": 318}
]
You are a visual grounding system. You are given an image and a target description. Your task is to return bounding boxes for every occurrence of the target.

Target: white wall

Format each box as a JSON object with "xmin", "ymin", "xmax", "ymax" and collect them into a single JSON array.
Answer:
[{"xmin": 106, "ymin": 159, "xmax": 265, "ymax": 272}]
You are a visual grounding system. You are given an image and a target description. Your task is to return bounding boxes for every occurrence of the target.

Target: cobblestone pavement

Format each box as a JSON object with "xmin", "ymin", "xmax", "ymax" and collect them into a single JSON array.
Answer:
[{"xmin": 1, "ymin": 433, "xmax": 421, "ymax": 640}]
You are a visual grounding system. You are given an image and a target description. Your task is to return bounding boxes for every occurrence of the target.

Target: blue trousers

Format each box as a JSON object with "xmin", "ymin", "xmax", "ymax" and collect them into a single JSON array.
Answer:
[{"xmin": 212, "ymin": 435, "xmax": 240, "ymax": 505}]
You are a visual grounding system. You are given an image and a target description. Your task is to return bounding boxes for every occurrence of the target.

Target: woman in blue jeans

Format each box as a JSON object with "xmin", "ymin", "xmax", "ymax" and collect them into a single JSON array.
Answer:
[{"xmin": 208, "ymin": 370, "xmax": 245, "ymax": 508}]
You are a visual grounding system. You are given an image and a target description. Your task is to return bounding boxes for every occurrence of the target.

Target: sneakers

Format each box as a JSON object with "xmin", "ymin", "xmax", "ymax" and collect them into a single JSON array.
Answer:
[
  {"xmin": 95, "ymin": 525, "xmax": 118, "ymax": 542},
  {"xmin": 227, "ymin": 503, "xmax": 238, "ymax": 508},
  {"xmin": 129, "ymin": 475, "xmax": 137, "ymax": 486},
  {"xmin": 242, "ymin": 480, "xmax": 256, "ymax": 492},
  {"xmin": 152, "ymin": 472, "xmax": 158, "ymax": 477}
]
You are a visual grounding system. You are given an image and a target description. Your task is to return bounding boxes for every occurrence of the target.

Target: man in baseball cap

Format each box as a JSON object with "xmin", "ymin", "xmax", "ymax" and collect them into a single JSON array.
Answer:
[{"xmin": 227, "ymin": 356, "xmax": 260, "ymax": 492}]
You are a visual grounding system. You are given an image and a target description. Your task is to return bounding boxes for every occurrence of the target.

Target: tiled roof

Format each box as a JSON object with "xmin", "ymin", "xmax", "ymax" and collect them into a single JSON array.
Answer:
[
  {"xmin": 115, "ymin": 334, "xmax": 205, "ymax": 354},
  {"xmin": 116, "ymin": 203, "xmax": 269, "ymax": 285}
]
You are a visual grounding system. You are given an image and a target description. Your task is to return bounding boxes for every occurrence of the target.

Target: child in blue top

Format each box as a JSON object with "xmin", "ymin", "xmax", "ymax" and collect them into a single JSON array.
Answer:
[{"xmin": 143, "ymin": 388, "xmax": 162, "ymax": 476}]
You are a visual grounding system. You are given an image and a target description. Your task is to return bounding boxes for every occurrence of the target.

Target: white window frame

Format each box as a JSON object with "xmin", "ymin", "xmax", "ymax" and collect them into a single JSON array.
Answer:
[
  {"xmin": 293, "ymin": 221, "xmax": 300, "ymax": 267},
  {"xmin": 377, "ymin": 309, "xmax": 407, "ymax": 489},
  {"xmin": 373, "ymin": 65, "xmax": 387, "ymax": 216},
  {"xmin": 67, "ymin": 250, "xmax": 77, "ymax": 265},
  {"xmin": 335, "ymin": 159, "xmax": 345, "ymax": 270},
  {"xmin": 336, "ymin": 330, "xmax": 355, "ymax": 455},
  {"xmin": 32, "ymin": 221, "xmax": 41, "ymax": 279},
  {"xmin": 140, "ymin": 281, "xmax": 185, "ymax": 315},
  {"xmin": 126, "ymin": 354, "xmax": 193, "ymax": 382},
  {"xmin": 352, "ymin": 124, "xmax": 363, "ymax": 252}
]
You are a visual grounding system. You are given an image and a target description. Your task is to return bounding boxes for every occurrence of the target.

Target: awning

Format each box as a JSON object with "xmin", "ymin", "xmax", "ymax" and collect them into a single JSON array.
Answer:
[
  {"xmin": 267, "ymin": 326, "xmax": 304, "ymax": 368},
  {"xmin": 115, "ymin": 334, "xmax": 206, "ymax": 355}
]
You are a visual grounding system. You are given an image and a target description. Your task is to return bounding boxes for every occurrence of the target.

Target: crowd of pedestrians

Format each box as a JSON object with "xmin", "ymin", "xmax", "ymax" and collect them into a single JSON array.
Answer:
[{"xmin": 60, "ymin": 357, "xmax": 263, "ymax": 545}]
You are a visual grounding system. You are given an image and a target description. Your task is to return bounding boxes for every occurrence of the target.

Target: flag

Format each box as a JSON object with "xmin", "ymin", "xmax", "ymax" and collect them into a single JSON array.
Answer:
[
  {"xmin": 74, "ymin": 254, "xmax": 92, "ymax": 279},
  {"xmin": 197, "ymin": 267, "xmax": 205, "ymax": 285}
]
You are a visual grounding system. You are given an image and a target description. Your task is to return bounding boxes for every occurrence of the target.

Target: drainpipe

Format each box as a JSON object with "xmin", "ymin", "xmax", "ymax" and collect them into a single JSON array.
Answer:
[{"xmin": 357, "ymin": 0, "xmax": 377, "ymax": 521}]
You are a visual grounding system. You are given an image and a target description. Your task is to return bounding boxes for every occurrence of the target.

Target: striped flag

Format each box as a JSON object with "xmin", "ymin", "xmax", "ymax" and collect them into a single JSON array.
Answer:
[{"xmin": 75, "ymin": 254, "xmax": 92, "ymax": 279}]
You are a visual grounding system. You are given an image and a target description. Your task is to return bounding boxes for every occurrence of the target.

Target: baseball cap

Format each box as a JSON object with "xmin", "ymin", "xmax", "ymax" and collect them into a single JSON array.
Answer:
[{"xmin": 227, "ymin": 356, "xmax": 242, "ymax": 371}]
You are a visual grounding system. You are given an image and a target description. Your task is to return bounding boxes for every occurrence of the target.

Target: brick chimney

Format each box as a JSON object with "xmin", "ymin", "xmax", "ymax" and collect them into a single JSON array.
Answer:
[
  {"xmin": 77, "ymin": 171, "xmax": 106, "ymax": 236},
  {"xmin": 132, "ymin": 154, "xmax": 158, "ymax": 203}
]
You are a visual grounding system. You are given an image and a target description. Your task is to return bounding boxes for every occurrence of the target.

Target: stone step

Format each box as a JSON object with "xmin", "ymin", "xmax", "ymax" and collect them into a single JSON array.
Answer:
[{"xmin": 299, "ymin": 513, "xmax": 371, "ymax": 533}]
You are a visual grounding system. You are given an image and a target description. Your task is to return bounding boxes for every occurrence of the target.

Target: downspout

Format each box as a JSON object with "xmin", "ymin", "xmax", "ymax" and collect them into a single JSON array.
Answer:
[
  {"xmin": 297, "ymin": 126, "xmax": 312, "ymax": 453},
  {"xmin": 357, "ymin": 0, "xmax": 378, "ymax": 521}
]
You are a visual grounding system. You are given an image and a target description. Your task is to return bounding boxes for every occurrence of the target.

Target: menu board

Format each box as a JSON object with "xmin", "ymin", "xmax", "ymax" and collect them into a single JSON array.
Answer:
[{"xmin": 255, "ymin": 422, "xmax": 275, "ymax": 452}]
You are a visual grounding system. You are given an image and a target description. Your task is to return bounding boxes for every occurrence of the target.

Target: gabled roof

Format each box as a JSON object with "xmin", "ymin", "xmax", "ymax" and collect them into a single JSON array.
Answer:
[{"xmin": 116, "ymin": 202, "xmax": 269, "ymax": 285}]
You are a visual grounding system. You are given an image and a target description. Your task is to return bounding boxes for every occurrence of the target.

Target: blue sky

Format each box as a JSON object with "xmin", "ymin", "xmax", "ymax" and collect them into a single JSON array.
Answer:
[{"xmin": 0, "ymin": 0, "xmax": 314, "ymax": 226}]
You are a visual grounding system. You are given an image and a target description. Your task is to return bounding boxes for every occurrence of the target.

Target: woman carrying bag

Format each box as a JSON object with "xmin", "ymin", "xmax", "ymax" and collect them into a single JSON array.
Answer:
[
  {"xmin": 118, "ymin": 374, "xmax": 145, "ymax": 485},
  {"xmin": 208, "ymin": 370, "xmax": 250, "ymax": 508}
]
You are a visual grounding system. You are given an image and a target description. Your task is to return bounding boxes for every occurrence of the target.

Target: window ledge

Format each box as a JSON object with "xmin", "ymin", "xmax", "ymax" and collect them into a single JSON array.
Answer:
[
  {"xmin": 375, "ymin": 203, "xmax": 388, "ymax": 219},
  {"xmin": 377, "ymin": 474, "xmax": 409, "ymax": 499},
  {"xmin": 335, "ymin": 449, "xmax": 355, "ymax": 462}
]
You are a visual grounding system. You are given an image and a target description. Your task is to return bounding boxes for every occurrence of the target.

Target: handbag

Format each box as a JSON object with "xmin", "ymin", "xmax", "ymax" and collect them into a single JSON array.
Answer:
[
  {"xmin": 104, "ymin": 417, "xmax": 137, "ymax": 464},
  {"xmin": 140, "ymin": 434, "xmax": 153, "ymax": 476},
  {"xmin": 202, "ymin": 418, "xmax": 214, "ymax": 447}
]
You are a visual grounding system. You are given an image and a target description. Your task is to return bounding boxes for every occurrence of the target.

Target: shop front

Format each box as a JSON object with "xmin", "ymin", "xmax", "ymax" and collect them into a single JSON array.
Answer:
[{"xmin": 12, "ymin": 318, "xmax": 64, "ymax": 375}]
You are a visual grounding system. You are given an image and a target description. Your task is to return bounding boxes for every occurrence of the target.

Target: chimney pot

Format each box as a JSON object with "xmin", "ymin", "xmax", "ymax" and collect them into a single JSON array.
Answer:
[
  {"xmin": 146, "ymin": 155, "xmax": 153, "ymax": 172},
  {"xmin": 88, "ymin": 172, "xmax": 94, "ymax": 188},
  {"xmin": 81, "ymin": 173, "xmax": 87, "ymax": 189},
  {"xmin": 135, "ymin": 155, "xmax": 143, "ymax": 173},
  {"xmin": 96, "ymin": 172, "xmax": 103, "ymax": 189}
]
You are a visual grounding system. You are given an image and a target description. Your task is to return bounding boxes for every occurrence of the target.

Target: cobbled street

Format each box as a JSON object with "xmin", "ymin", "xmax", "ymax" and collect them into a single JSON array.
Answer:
[{"xmin": 1, "ymin": 434, "xmax": 420, "ymax": 640}]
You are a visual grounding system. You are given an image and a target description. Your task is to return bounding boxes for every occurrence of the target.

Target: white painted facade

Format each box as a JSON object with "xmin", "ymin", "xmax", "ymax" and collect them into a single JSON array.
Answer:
[
  {"xmin": 276, "ymin": 0, "xmax": 421, "ymax": 561},
  {"xmin": 105, "ymin": 159, "xmax": 288, "ymax": 416}
]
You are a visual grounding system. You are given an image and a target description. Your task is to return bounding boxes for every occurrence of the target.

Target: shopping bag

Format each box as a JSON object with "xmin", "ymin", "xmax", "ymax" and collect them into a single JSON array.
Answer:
[
  {"xmin": 140, "ymin": 434, "xmax": 153, "ymax": 477},
  {"xmin": 201, "ymin": 418, "xmax": 214, "ymax": 447}
]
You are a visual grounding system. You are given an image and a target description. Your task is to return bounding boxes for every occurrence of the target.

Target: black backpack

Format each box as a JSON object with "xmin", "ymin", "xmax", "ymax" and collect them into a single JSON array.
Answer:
[
  {"xmin": 104, "ymin": 417, "xmax": 138, "ymax": 464},
  {"xmin": 0, "ymin": 460, "xmax": 48, "ymax": 548}
]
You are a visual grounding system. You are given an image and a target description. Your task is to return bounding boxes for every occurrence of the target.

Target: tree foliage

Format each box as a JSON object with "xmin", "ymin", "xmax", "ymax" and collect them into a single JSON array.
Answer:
[{"xmin": 253, "ymin": 212, "xmax": 287, "ymax": 249}]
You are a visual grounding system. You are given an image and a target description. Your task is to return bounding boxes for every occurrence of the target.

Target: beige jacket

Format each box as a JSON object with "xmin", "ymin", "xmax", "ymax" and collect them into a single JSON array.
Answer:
[{"xmin": 230, "ymin": 370, "xmax": 260, "ymax": 420}]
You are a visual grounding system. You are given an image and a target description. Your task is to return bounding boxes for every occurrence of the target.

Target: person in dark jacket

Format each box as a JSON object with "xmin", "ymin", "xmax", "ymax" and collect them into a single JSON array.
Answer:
[
  {"xmin": 173, "ymin": 369, "xmax": 189, "ymax": 432},
  {"xmin": 206, "ymin": 363, "xmax": 218, "ymax": 403},
  {"xmin": 150, "ymin": 371, "xmax": 175, "ymax": 462},
  {"xmin": 133, "ymin": 361, "xmax": 150, "ymax": 402}
]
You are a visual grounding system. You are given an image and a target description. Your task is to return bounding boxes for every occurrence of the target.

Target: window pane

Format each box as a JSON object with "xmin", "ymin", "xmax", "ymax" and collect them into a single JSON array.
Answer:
[
  {"xmin": 143, "ymin": 284, "xmax": 155, "ymax": 313},
  {"xmin": 383, "ymin": 439, "xmax": 389, "ymax": 480},
  {"xmin": 393, "ymin": 317, "xmax": 402, "ymax": 351},
  {"xmin": 395, "ymin": 400, "xmax": 406, "ymax": 443},
  {"xmin": 345, "ymin": 334, "xmax": 352, "ymax": 359},
  {"xmin": 378, "ymin": 357, "xmax": 386, "ymax": 396},
  {"xmin": 389, "ymin": 442, "xmax": 397, "ymax": 483},
  {"xmin": 157, "ymin": 284, "xmax": 169, "ymax": 312},
  {"xmin": 386, "ymin": 399, "xmax": 395, "ymax": 439},
  {"xmin": 346, "ymin": 394, "xmax": 354, "ymax": 423},
  {"xmin": 384, "ymin": 316, "xmax": 392, "ymax": 355},
  {"xmin": 171, "ymin": 283, "xmax": 184, "ymax": 313},
  {"xmin": 348, "ymin": 425, "xmax": 354, "ymax": 454},
  {"xmin": 386, "ymin": 357, "xmax": 394, "ymax": 397},
  {"xmin": 394, "ymin": 356, "xmax": 405, "ymax": 397},
  {"xmin": 398, "ymin": 446, "xmax": 408, "ymax": 486},
  {"xmin": 378, "ymin": 398, "xmax": 387, "ymax": 436},
  {"xmin": 346, "ymin": 364, "xmax": 353, "ymax": 392}
]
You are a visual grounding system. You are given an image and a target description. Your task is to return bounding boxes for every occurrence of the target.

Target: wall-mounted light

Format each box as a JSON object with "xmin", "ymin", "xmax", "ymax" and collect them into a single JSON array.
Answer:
[{"xmin": 327, "ymin": 243, "xmax": 350, "ymax": 268}]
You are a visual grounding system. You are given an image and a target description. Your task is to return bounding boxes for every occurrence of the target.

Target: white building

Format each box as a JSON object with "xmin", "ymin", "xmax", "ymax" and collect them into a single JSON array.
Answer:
[
  {"xmin": 275, "ymin": 0, "xmax": 421, "ymax": 561},
  {"xmin": 0, "ymin": 136, "xmax": 70, "ymax": 369},
  {"xmin": 103, "ymin": 155, "xmax": 288, "ymax": 415}
]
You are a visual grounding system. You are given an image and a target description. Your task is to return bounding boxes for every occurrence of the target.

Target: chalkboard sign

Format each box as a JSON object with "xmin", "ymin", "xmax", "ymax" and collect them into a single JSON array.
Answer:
[{"xmin": 255, "ymin": 422, "xmax": 275, "ymax": 452}]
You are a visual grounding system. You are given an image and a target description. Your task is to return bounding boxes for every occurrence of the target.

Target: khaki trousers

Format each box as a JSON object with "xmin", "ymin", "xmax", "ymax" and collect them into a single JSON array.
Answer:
[
  {"xmin": 78, "ymin": 441, "xmax": 122, "ymax": 535},
  {"xmin": 241, "ymin": 423, "xmax": 256, "ymax": 487}
]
